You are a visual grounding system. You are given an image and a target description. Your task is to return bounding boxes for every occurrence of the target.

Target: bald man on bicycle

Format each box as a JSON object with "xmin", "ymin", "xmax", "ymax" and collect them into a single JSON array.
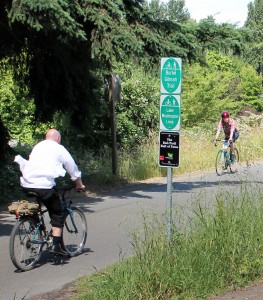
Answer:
[
  {"xmin": 214, "ymin": 111, "xmax": 239, "ymax": 160},
  {"xmin": 15, "ymin": 128, "xmax": 85, "ymax": 256}
]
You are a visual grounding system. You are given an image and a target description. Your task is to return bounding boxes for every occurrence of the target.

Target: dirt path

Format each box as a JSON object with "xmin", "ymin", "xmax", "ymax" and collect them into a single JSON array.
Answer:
[
  {"xmin": 26, "ymin": 282, "xmax": 77, "ymax": 300},
  {"xmin": 210, "ymin": 279, "xmax": 263, "ymax": 300}
]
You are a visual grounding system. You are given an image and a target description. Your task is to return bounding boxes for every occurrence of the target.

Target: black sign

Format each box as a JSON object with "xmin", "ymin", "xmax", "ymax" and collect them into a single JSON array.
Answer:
[{"xmin": 159, "ymin": 131, "xmax": 180, "ymax": 168}]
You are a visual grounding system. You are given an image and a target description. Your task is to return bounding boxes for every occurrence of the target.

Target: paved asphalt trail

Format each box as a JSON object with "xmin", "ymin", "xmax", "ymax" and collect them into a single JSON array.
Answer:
[{"xmin": 1, "ymin": 161, "xmax": 263, "ymax": 300}]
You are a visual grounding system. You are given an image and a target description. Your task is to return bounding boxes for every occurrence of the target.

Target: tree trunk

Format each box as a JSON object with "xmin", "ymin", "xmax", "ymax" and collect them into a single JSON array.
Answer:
[{"xmin": 0, "ymin": 116, "xmax": 9, "ymax": 163}]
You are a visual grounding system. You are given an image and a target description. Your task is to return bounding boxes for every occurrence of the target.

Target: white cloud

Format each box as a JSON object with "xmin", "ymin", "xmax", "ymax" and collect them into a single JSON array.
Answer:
[{"xmin": 184, "ymin": 0, "xmax": 251, "ymax": 27}]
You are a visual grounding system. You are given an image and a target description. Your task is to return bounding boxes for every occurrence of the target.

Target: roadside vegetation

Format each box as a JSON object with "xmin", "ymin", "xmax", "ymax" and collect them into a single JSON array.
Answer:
[
  {"xmin": 1, "ymin": 110, "xmax": 263, "ymax": 202},
  {"xmin": 74, "ymin": 187, "xmax": 263, "ymax": 300},
  {"xmin": 1, "ymin": 50, "xmax": 263, "ymax": 202},
  {"xmin": 68, "ymin": 114, "xmax": 263, "ymax": 300},
  {"xmin": 69, "ymin": 114, "xmax": 263, "ymax": 300}
]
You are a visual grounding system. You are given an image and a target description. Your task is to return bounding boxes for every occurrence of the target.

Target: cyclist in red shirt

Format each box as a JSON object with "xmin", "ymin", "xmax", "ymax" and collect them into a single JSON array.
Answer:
[{"xmin": 214, "ymin": 111, "xmax": 239, "ymax": 160}]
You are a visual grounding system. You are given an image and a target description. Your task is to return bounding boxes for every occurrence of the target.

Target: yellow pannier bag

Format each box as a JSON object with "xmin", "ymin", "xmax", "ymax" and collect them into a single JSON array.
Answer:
[{"xmin": 8, "ymin": 200, "xmax": 40, "ymax": 216}]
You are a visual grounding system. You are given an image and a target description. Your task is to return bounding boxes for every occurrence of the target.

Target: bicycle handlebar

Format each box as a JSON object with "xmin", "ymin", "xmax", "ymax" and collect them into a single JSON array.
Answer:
[
  {"xmin": 56, "ymin": 180, "xmax": 86, "ymax": 192},
  {"xmin": 214, "ymin": 139, "xmax": 231, "ymax": 142},
  {"xmin": 56, "ymin": 184, "xmax": 86, "ymax": 199},
  {"xmin": 214, "ymin": 139, "xmax": 233, "ymax": 147},
  {"xmin": 57, "ymin": 185, "xmax": 75, "ymax": 191}
]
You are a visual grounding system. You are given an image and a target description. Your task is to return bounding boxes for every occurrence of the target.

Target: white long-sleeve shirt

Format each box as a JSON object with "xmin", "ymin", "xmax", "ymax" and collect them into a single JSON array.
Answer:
[{"xmin": 15, "ymin": 139, "xmax": 81, "ymax": 189}]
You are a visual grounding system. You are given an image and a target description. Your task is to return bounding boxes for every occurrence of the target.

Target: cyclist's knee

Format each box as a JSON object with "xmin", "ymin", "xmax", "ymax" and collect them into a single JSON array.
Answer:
[
  {"xmin": 50, "ymin": 212, "xmax": 64, "ymax": 228},
  {"xmin": 51, "ymin": 220, "xmax": 64, "ymax": 228}
]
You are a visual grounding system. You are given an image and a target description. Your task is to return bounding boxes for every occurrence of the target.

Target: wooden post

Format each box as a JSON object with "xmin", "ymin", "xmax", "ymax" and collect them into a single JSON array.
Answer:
[
  {"xmin": 104, "ymin": 74, "xmax": 121, "ymax": 177},
  {"xmin": 110, "ymin": 95, "xmax": 117, "ymax": 176}
]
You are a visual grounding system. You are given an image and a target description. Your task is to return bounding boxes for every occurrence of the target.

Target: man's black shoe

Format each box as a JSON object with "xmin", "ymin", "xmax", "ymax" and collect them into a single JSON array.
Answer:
[{"xmin": 50, "ymin": 244, "xmax": 69, "ymax": 256}]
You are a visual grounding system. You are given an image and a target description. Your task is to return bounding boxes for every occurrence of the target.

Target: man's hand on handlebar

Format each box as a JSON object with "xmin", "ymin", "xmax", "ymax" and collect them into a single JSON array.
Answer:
[
  {"xmin": 75, "ymin": 177, "xmax": 86, "ymax": 192},
  {"xmin": 76, "ymin": 185, "xmax": 86, "ymax": 193}
]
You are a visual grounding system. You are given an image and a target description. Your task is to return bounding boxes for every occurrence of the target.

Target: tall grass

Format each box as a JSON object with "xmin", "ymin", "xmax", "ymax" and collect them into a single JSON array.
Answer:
[
  {"xmin": 82, "ymin": 126, "xmax": 263, "ymax": 188},
  {"xmin": 5, "ymin": 125, "xmax": 263, "ymax": 199},
  {"xmin": 75, "ymin": 187, "xmax": 263, "ymax": 299},
  {"xmin": 124, "ymin": 126, "xmax": 263, "ymax": 179}
]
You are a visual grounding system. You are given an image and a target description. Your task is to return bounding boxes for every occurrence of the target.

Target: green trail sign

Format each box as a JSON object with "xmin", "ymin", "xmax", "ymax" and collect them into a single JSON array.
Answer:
[
  {"xmin": 160, "ymin": 57, "xmax": 182, "ymax": 94},
  {"xmin": 160, "ymin": 94, "xmax": 181, "ymax": 131}
]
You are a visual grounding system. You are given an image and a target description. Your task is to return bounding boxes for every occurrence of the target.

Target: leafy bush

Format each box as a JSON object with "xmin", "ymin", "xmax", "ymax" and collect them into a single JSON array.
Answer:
[
  {"xmin": 0, "ymin": 150, "xmax": 24, "ymax": 202},
  {"xmin": 0, "ymin": 65, "xmax": 51, "ymax": 146},
  {"xmin": 114, "ymin": 63, "xmax": 159, "ymax": 148},
  {"xmin": 182, "ymin": 52, "xmax": 263, "ymax": 127}
]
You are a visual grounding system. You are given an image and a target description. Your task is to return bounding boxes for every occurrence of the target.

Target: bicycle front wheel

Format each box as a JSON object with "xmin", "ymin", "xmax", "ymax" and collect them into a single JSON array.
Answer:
[
  {"xmin": 62, "ymin": 206, "xmax": 87, "ymax": 257},
  {"xmin": 9, "ymin": 217, "xmax": 42, "ymax": 271},
  {"xmin": 215, "ymin": 149, "xmax": 226, "ymax": 176},
  {"xmin": 230, "ymin": 147, "xmax": 240, "ymax": 173}
]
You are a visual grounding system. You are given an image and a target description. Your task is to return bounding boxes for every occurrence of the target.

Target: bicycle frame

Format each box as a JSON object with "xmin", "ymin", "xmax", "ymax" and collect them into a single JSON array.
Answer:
[
  {"xmin": 216, "ymin": 139, "xmax": 232, "ymax": 154},
  {"xmin": 65, "ymin": 207, "xmax": 79, "ymax": 233},
  {"xmin": 26, "ymin": 209, "xmax": 52, "ymax": 246},
  {"xmin": 31, "ymin": 224, "xmax": 46, "ymax": 245},
  {"xmin": 215, "ymin": 139, "xmax": 239, "ymax": 176},
  {"xmin": 17, "ymin": 194, "xmax": 77, "ymax": 248},
  {"xmin": 9, "ymin": 185, "xmax": 87, "ymax": 271},
  {"xmin": 222, "ymin": 144, "xmax": 232, "ymax": 166},
  {"xmin": 28, "ymin": 193, "xmax": 78, "ymax": 245},
  {"xmin": 29, "ymin": 196, "xmax": 76, "ymax": 246}
]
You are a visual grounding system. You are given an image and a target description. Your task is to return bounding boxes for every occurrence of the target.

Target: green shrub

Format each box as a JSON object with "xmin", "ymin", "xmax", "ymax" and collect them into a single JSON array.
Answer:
[{"xmin": 182, "ymin": 52, "xmax": 263, "ymax": 127}]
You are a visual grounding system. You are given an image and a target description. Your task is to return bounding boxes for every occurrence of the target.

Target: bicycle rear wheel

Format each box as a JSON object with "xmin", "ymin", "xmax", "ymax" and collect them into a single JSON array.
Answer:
[
  {"xmin": 62, "ymin": 206, "xmax": 87, "ymax": 257},
  {"xmin": 230, "ymin": 147, "xmax": 240, "ymax": 173},
  {"xmin": 215, "ymin": 149, "xmax": 227, "ymax": 176},
  {"xmin": 9, "ymin": 217, "xmax": 42, "ymax": 271}
]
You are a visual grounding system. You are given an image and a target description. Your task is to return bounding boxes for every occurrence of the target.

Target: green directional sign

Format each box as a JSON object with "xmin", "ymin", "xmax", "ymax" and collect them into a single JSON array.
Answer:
[
  {"xmin": 160, "ymin": 94, "xmax": 181, "ymax": 131},
  {"xmin": 161, "ymin": 57, "xmax": 182, "ymax": 94}
]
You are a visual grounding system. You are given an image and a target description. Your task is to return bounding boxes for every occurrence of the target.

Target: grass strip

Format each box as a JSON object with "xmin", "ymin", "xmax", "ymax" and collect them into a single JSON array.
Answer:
[{"xmin": 74, "ymin": 188, "xmax": 263, "ymax": 299}]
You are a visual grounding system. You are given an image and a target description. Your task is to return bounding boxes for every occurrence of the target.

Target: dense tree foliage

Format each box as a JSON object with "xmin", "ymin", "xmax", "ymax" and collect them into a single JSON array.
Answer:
[
  {"xmin": 243, "ymin": 0, "xmax": 263, "ymax": 74},
  {"xmin": 0, "ymin": 0, "xmax": 201, "ymax": 153},
  {"xmin": 0, "ymin": 66, "xmax": 50, "ymax": 145},
  {"xmin": 182, "ymin": 51, "xmax": 263, "ymax": 127},
  {"xmin": 246, "ymin": 0, "xmax": 263, "ymax": 40},
  {"xmin": 115, "ymin": 62, "xmax": 159, "ymax": 148},
  {"xmin": 0, "ymin": 0, "xmax": 262, "ymax": 161},
  {"xmin": 195, "ymin": 17, "xmax": 246, "ymax": 56},
  {"xmin": 146, "ymin": 0, "xmax": 190, "ymax": 22}
]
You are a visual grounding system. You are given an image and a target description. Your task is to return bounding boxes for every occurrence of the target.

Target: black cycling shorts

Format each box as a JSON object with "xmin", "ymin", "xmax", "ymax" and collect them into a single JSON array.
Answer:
[
  {"xmin": 225, "ymin": 132, "xmax": 239, "ymax": 142},
  {"xmin": 22, "ymin": 187, "xmax": 64, "ymax": 228}
]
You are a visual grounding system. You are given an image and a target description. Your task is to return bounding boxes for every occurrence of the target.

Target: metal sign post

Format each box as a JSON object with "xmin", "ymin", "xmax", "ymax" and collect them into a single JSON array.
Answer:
[
  {"xmin": 159, "ymin": 57, "xmax": 182, "ymax": 243},
  {"xmin": 166, "ymin": 166, "xmax": 173, "ymax": 242}
]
